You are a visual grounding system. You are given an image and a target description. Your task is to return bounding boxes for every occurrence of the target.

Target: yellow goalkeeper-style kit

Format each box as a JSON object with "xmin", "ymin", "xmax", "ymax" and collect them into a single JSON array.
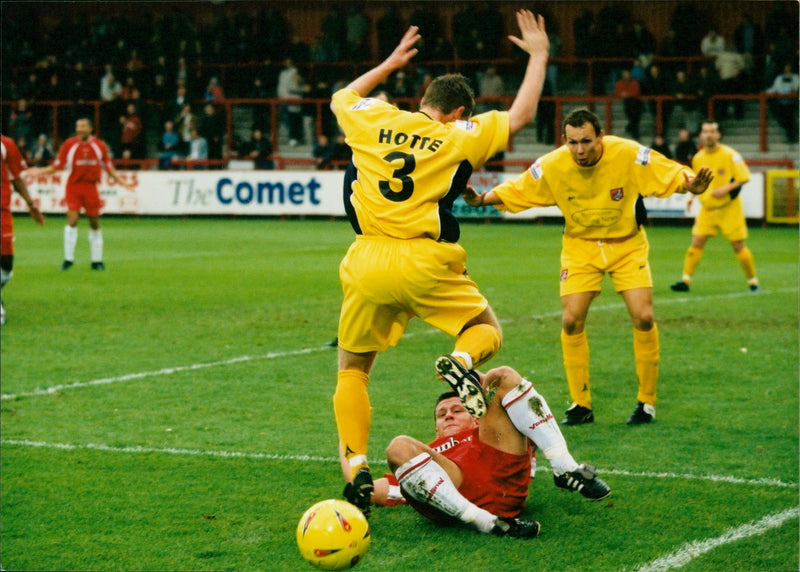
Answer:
[
  {"xmin": 332, "ymin": 88, "xmax": 510, "ymax": 352},
  {"xmin": 493, "ymin": 136, "xmax": 694, "ymax": 295},
  {"xmin": 691, "ymin": 143, "xmax": 751, "ymax": 241},
  {"xmin": 332, "ymin": 88, "xmax": 508, "ymax": 241}
]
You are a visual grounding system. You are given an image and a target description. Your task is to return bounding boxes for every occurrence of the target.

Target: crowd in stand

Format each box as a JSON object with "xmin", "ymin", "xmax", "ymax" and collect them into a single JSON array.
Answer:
[{"xmin": 2, "ymin": 3, "xmax": 797, "ymax": 169}]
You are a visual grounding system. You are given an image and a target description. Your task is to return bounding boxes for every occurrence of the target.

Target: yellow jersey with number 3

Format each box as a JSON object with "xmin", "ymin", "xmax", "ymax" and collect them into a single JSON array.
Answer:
[
  {"xmin": 494, "ymin": 136, "xmax": 693, "ymax": 239},
  {"xmin": 691, "ymin": 143, "xmax": 750, "ymax": 210},
  {"xmin": 332, "ymin": 88, "xmax": 509, "ymax": 242}
]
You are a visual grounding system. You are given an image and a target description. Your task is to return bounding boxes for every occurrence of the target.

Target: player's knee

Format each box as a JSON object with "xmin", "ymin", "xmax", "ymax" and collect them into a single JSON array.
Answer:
[
  {"xmin": 633, "ymin": 314, "xmax": 655, "ymax": 331},
  {"xmin": 385, "ymin": 435, "xmax": 423, "ymax": 471},
  {"xmin": 483, "ymin": 365, "xmax": 521, "ymax": 395}
]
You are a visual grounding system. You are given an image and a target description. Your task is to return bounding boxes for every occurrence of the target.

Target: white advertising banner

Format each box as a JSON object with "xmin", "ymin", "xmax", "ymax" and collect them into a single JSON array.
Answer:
[{"xmin": 11, "ymin": 169, "xmax": 764, "ymax": 220}]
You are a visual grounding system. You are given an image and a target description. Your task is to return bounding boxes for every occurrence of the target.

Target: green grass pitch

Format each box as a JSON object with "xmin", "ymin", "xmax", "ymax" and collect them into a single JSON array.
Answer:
[{"xmin": 1, "ymin": 216, "xmax": 797, "ymax": 571}]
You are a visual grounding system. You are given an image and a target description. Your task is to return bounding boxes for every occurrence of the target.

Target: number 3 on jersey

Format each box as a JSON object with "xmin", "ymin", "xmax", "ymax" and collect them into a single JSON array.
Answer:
[{"xmin": 379, "ymin": 151, "xmax": 415, "ymax": 202}]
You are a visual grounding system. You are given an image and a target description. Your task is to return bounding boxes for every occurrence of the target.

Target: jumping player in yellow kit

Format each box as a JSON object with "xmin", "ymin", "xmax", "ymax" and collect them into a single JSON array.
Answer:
[
  {"xmin": 330, "ymin": 10, "xmax": 550, "ymax": 515},
  {"xmin": 670, "ymin": 119, "xmax": 759, "ymax": 293},
  {"xmin": 464, "ymin": 108, "xmax": 713, "ymax": 427}
]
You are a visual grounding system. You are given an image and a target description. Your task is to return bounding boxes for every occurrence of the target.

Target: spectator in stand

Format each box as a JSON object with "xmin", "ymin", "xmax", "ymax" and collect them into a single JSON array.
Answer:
[
  {"xmin": 242, "ymin": 128, "xmax": 274, "ymax": 170},
  {"xmin": 312, "ymin": 133, "xmax": 334, "ymax": 170},
  {"xmin": 199, "ymin": 103, "xmax": 225, "ymax": 165},
  {"xmin": 330, "ymin": 133, "xmax": 351, "ymax": 169},
  {"xmin": 672, "ymin": 69, "xmax": 698, "ymax": 133},
  {"xmin": 204, "ymin": 76, "xmax": 225, "ymax": 102},
  {"xmin": 674, "ymin": 128, "xmax": 697, "ymax": 166},
  {"xmin": 614, "ymin": 68, "xmax": 643, "ymax": 140},
  {"xmin": 188, "ymin": 127, "xmax": 208, "ymax": 167},
  {"xmin": 765, "ymin": 63, "xmax": 799, "ymax": 143},
  {"xmin": 650, "ymin": 134, "xmax": 672, "ymax": 159},
  {"xmin": 41, "ymin": 71, "xmax": 66, "ymax": 101},
  {"xmin": 158, "ymin": 120, "xmax": 182, "ymax": 170},
  {"xmin": 119, "ymin": 102, "xmax": 144, "ymax": 160},
  {"xmin": 67, "ymin": 62, "xmax": 95, "ymax": 103},
  {"xmin": 166, "ymin": 85, "xmax": 190, "ymax": 125},
  {"xmin": 175, "ymin": 103, "xmax": 197, "ymax": 156},
  {"xmin": 733, "ymin": 15, "xmax": 763, "ymax": 75},
  {"xmin": 700, "ymin": 28, "xmax": 726, "ymax": 57},
  {"xmin": 630, "ymin": 20, "xmax": 656, "ymax": 65},
  {"xmin": 536, "ymin": 76, "xmax": 556, "ymax": 145},
  {"xmin": 321, "ymin": 6, "xmax": 346, "ymax": 62},
  {"xmin": 28, "ymin": 133, "xmax": 55, "ymax": 167},
  {"xmin": 546, "ymin": 25, "xmax": 563, "ymax": 94},
  {"xmin": 149, "ymin": 74, "xmax": 169, "ymax": 105},
  {"xmin": 478, "ymin": 65, "xmax": 505, "ymax": 113},
  {"xmin": 125, "ymin": 48, "xmax": 146, "ymax": 88},
  {"xmin": 100, "ymin": 67, "xmax": 123, "ymax": 143},
  {"xmin": 345, "ymin": 4, "xmax": 369, "ymax": 60},
  {"xmin": 100, "ymin": 67, "xmax": 123, "ymax": 102},
  {"xmin": 693, "ymin": 65, "xmax": 718, "ymax": 120},
  {"xmin": 277, "ymin": 58, "xmax": 304, "ymax": 146},
  {"xmin": 8, "ymin": 100, "xmax": 35, "ymax": 145},
  {"xmin": 714, "ymin": 44, "xmax": 747, "ymax": 120},
  {"xmin": 642, "ymin": 63, "xmax": 672, "ymax": 133}
]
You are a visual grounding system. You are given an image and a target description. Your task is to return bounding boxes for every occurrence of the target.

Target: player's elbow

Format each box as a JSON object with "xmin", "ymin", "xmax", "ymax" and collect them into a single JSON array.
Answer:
[{"xmin": 508, "ymin": 108, "xmax": 536, "ymax": 135}]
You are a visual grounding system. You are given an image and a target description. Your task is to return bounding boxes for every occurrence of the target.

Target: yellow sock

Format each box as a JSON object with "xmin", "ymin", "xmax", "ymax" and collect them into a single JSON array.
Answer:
[
  {"xmin": 453, "ymin": 323, "xmax": 502, "ymax": 369},
  {"xmin": 333, "ymin": 369, "xmax": 371, "ymax": 478},
  {"xmin": 735, "ymin": 246, "xmax": 758, "ymax": 282},
  {"xmin": 634, "ymin": 324, "xmax": 659, "ymax": 406},
  {"xmin": 681, "ymin": 246, "xmax": 703, "ymax": 282},
  {"xmin": 561, "ymin": 330, "xmax": 591, "ymax": 408}
]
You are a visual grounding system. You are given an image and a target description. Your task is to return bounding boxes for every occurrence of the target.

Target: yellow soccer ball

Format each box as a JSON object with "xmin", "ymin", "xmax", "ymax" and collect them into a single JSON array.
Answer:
[{"xmin": 296, "ymin": 499, "xmax": 370, "ymax": 570}]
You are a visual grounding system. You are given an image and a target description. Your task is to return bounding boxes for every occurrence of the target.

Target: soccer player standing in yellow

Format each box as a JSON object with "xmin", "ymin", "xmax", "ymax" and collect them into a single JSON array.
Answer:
[
  {"xmin": 670, "ymin": 119, "xmax": 758, "ymax": 293},
  {"xmin": 464, "ymin": 108, "xmax": 713, "ymax": 427},
  {"xmin": 330, "ymin": 10, "xmax": 550, "ymax": 514}
]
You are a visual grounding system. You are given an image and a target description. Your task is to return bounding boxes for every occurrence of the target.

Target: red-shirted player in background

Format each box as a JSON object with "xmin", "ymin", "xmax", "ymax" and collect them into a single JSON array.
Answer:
[
  {"xmin": 1, "ymin": 134, "xmax": 45, "ymax": 325},
  {"xmin": 27, "ymin": 117, "xmax": 132, "ymax": 271}
]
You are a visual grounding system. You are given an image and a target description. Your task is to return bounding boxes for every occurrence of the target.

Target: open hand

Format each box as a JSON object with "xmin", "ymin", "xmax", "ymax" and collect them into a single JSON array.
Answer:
[
  {"xmin": 684, "ymin": 166, "xmax": 713, "ymax": 195},
  {"xmin": 508, "ymin": 10, "xmax": 548, "ymax": 58}
]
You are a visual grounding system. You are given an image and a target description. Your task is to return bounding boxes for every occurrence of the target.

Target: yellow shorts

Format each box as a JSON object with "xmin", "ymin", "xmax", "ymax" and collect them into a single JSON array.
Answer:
[
  {"xmin": 560, "ymin": 230, "xmax": 652, "ymax": 296},
  {"xmin": 692, "ymin": 199, "xmax": 748, "ymax": 241},
  {"xmin": 338, "ymin": 236, "xmax": 487, "ymax": 353}
]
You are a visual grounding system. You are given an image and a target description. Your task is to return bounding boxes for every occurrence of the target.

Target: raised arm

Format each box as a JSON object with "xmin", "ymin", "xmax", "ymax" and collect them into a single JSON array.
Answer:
[
  {"xmin": 330, "ymin": 26, "xmax": 420, "ymax": 114},
  {"xmin": 506, "ymin": 10, "xmax": 550, "ymax": 135}
]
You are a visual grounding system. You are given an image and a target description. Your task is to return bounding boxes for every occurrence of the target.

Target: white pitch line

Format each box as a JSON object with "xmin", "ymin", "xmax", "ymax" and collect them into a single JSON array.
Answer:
[
  {"xmin": 2, "ymin": 287, "xmax": 795, "ymax": 402},
  {"xmin": 0, "ymin": 346, "xmax": 329, "ymax": 401},
  {"xmin": 634, "ymin": 507, "xmax": 800, "ymax": 572},
  {"xmin": 2, "ymin": 439, "xmax": 798, "ymax": 490},
  {"xmin": 603, "ymin": 467, "xmax": 796, "ymax": 489}
]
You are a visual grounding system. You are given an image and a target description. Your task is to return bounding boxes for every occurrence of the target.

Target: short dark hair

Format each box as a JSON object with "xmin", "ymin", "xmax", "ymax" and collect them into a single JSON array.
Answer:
[
  {"xmin": 421, "ymin": 74, "xmax": 475, "ymax": 118},
  {"xmin": 562, "ymin": 107, "xmax": 602, "ymax": 136},
  {"xmin": 76, "ymin": 117, "xmax": 94, "ymax": 129},
  {"xmin": 434, "ymin": 391, "xmax": 460, "ymax": 417}
]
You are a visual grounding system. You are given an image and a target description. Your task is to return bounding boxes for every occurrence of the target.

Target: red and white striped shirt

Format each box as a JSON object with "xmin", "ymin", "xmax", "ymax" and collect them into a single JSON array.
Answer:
[{"xmin": 52, "ymin": 136, "xmax": 113, "ymax": 185}]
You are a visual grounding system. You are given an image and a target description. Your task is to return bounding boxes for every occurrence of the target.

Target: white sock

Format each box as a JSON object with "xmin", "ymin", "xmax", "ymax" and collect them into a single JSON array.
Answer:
[
  {"xmin": 64, "ymin": 226, "xmax": 78, "ymax": 262},
  {"xmin": 451, "ymin": 351, "xmax": 473, "ymax": 370},
  {"xmin": 0, "ymin": 268, "xmax": 12, "ymax": 288},
  {"xmin": 89, "ymin": 229, "xmax": 103, "ymax": 263},
  {"xmin": 395, "ymin": 452, "xmax": 496, "ymax": 533},
  {"xmin": 502, "ymin": 378, "xmax": 579, "ymax": 475}
]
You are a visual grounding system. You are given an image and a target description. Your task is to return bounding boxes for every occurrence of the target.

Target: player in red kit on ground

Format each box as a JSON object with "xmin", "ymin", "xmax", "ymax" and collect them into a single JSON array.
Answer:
[
  {"xmin": 27, "ymin": 117, "xmax": 132, "ymax": 270},
  {"xmin": 1, "ymin": 134, "xmax": 45, "ymax": 325}
]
